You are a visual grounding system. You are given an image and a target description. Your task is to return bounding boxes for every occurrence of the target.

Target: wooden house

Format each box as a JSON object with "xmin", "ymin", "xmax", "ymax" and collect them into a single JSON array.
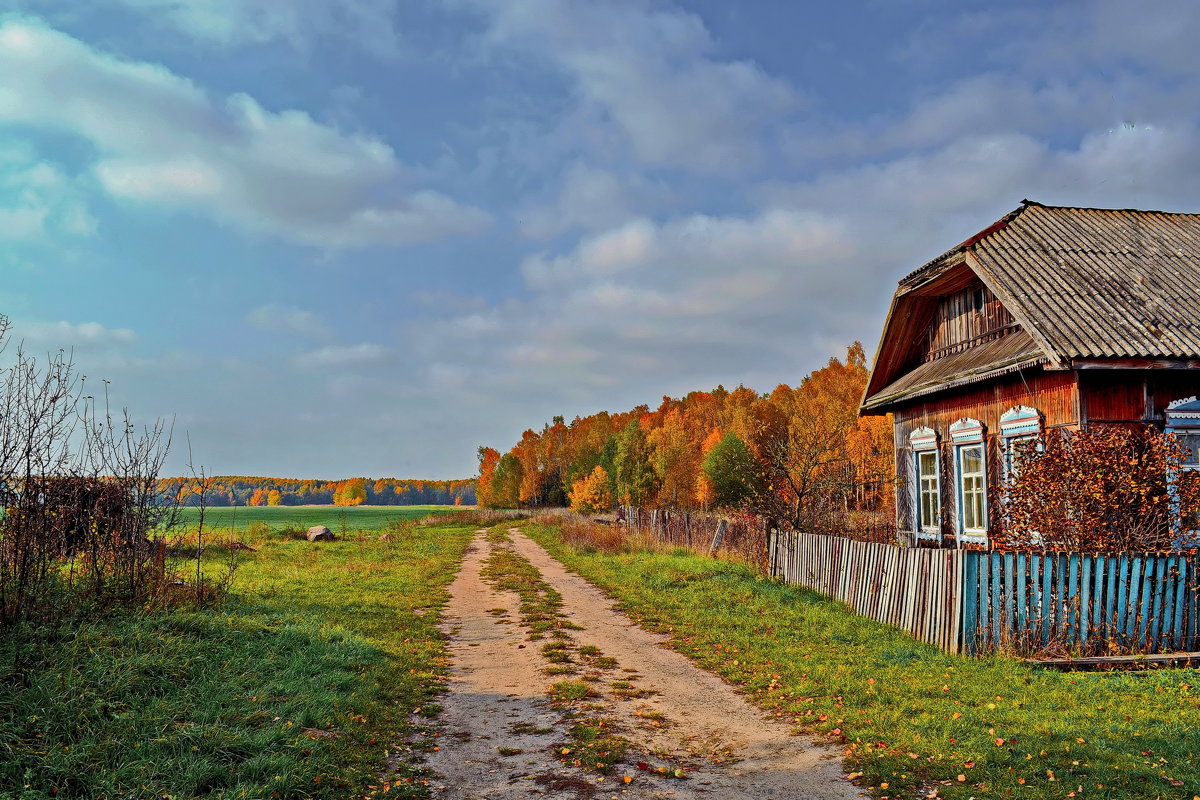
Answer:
[{"xmin": 860, "ymin": 201, "xmax": 1200, "ymax": 547}]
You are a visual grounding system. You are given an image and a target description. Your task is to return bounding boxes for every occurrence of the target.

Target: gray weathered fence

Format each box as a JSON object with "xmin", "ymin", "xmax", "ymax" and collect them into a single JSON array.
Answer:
[
  {"xmin": 769, "ymin": 531, "xmax": 966, "ymax": 652},
  {"xmin": 771, "ymin": 530, "xmax": 1200, "ymax": 656}
]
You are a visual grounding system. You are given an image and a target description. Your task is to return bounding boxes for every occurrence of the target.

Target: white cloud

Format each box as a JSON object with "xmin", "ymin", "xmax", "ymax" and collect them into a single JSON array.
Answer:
[
  {"xmin": 518, "ymin": 161, "xmax": 669, "ymax": 239},
  {"xmin": 0, "ymin": 142, "xmax": 95, "ymax": 241},
  {"xmin": 470, "ymin": 0, "xmax": 796, "ymax": 173},
  {"xmin": 0, "ymin": 18, "xmax": 490, "ymax": 247},
  {"xmin": 29, "ymin": 0, "xmax": 398, "ymax": 56},
  {"xmin": 418, "ymin": 116, "xmax": 1200, "ymax": 432},
  {"xmin": 247, "ymin": 304, "xmax": 330, "ymax": 338},
  {"xmin": 18, "ymin": 319, "xmax": 137, "ymax": 348},
  {"xmin": 293, "ymin": 343, "xmax": 389, "ymax": 368}
]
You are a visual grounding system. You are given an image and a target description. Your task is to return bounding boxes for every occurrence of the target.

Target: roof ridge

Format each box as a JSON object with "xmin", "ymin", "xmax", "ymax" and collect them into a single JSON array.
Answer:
[{"xmin": 1021, "ymin": 199, "xmax": 1200, "ymax": 217}]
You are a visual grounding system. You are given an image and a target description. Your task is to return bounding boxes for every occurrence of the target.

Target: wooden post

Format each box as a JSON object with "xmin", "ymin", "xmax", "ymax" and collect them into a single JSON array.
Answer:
[{"xmin": 709, "ymin": 518, "xmax": 729, "ymax": 556}]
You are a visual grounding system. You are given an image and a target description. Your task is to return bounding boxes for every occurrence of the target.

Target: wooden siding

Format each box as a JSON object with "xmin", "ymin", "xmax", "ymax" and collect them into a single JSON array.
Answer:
[
  {"xmin": 892, "ymin": 370, "xmax": 1077, "ymax": 441},
  {"xmin": 922, "ymin": 283, "xmax": 1016, "ymax": 362},
  {"xmin": 890, "ymin": 371, "xmax": 1078, "ymax": 541},
  {"xmin": 1080, "ymin": 370, "xmax": 1200, "ymax": 424}
]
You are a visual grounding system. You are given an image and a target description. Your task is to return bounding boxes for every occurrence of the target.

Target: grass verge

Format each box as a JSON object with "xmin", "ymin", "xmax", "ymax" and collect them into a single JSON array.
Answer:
[
  {"xmin": 1, "ymin": 522, "xmax": 476, "ymax": 799},
  {"xmin": 526, "ymin": 521, "xmax": 1200, "ymax": 799}
]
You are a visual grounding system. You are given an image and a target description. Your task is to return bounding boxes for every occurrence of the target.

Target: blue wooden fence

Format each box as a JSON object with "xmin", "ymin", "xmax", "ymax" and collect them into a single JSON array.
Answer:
[
  {"xmin": 961, "ymin": 551, "xmax": 1200, "ymax": 655},
  {"xmin": 770, "ymin": 530, "xmax": 1200, "ymax": 656}
]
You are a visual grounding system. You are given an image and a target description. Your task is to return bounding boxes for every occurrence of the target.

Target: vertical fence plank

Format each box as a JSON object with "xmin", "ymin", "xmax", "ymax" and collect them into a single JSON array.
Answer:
[
  {"xmin": 962, "ymin": 552, "xmax": 978, "ymax": 655},
  {"xmin": 1079, "ymin": 555, "xmax": 1092, "ymax": 645},
  {"xmin": 1039, "ymin": 555, "xmax": 1052, "ymax": 646},
  {"xmin": 1016, "ymin": 553, "xmax": 1028, "ymax": 641},
  {"xmin": 1138, "ymin": 557, "xmax": 1155, "ymax": 649},
  {"xmin": 1170, "ymin": 556, "xmax": 1185, "ymax": 651},
  {"xmin": 1125, "ymin": 556, "xmax": 1143, "ymax": 646},
  {"xmin": 1183, "ymin": 556, "xmax": 1197, "ymax": 650},
  {"xmin": 1150, "ymin": 555, "xmax": 1167, "ymax": 652}
]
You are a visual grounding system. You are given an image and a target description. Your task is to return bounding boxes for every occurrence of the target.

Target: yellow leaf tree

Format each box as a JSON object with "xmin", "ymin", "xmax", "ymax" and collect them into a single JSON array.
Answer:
[{"xmin": 568, "ymin": 466, "xmax": 613, "ymax": 515}]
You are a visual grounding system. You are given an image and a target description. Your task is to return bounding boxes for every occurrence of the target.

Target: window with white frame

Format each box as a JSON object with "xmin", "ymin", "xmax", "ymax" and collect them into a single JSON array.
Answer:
[
  {"xmin": 1167, "ymin": 397, "xmax": 1200, "ymax": 470},
  {"xmin": 957, "ymin": 444, "xmax": 986, "ymax": 533},
  {"xmin": 999, "ymin": 405, "xmax": 1043, "ymax": 478},
  {"xmin": 1179, "ymin": 432, "xmax": 1200, "ymax": 468},
  {"xmin": 950, "ymin": 418, "xmax": 987, "ymax": 540},
  {"xmin": 909, "ymin": 427, "xmax": 940, "ymax": 536},
  {"xmin": 1167, "ymin": 397, "xmax": 1200, "ymax": 538}
]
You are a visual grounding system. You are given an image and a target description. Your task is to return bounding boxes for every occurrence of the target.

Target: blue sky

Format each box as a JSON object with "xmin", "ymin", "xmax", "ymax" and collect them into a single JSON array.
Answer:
[{"xmin": 2, "ymin": 0, "xmax": 1199, "ymax": 479}]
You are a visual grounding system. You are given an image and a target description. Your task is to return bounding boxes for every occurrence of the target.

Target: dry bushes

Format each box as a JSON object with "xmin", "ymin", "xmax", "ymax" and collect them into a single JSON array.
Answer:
[
  {"xmin": 557, "ymin": 518, "xmax": 626, "ymax": 554},
  {"xmin": 0, "ymin": 317, "xmax": 177, "ymax": 624}
]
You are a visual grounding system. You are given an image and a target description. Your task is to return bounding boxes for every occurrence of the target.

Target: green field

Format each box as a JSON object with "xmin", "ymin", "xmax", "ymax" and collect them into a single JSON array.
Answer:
[
  {"xmin": 174, "ymin": 504, "xmax": 465, "ymax": 533},
  {"xmin": 1, "ymin": 516, "xmax": 482, "ymax": 799}
]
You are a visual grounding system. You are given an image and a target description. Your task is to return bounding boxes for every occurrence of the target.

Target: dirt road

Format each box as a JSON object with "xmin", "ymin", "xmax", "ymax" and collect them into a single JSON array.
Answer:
[{"xmin": 422, "ymin": 529, "xmax": 863, "ymax": 799}]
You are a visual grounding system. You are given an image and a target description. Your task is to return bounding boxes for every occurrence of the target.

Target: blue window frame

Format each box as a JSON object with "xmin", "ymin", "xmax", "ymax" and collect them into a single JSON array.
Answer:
[{"xmin": 1167, "ymin": 397, "xmax": 1200, "ymax": 543}]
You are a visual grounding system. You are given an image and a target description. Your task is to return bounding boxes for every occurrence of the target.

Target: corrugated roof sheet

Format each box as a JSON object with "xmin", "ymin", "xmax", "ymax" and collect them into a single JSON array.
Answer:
[
  {"xmin": 861, "ymin": 329, "xmax": 1046, "ymax": 410},
  {"xmin": 912, "ymin": 201, "xmax": 1200, "ymax": 360}
]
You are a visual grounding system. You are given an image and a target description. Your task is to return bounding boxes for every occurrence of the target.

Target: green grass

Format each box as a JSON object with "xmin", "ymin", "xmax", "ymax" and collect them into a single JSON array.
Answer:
[
  {"xmin": 1, "ymin": 520, "xmax": 476, "ymax": 799},
  {"xmin": 526, "ymin": 521, "xmax": 1200, "ymax": 799},
  {"xmin": 174, "ymin": 504, "xmax": 465, "ymax": 533}
]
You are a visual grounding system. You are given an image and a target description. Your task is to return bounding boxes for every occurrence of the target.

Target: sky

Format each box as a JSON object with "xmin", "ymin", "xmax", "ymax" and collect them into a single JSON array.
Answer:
[{"xmin": 3, "ymin": 0, "xmax": 1200, "ymax": 480}]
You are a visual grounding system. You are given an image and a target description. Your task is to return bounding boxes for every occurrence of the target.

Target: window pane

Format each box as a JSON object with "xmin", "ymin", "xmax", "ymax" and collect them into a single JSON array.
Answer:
[
  {"xmin": 959, "ymin": 444, "xmax": 986, "ymax": 533},
  {"xmin": 1179, "ymin": 433, "xmax": 1200, "ymax": 466},
  {"xmin": 961, "ymin": 445, "xmax": 983, "ymax": 475},
  {"xmin": 917, "ymin": 451, "xmax": 939, "ymax": 529}
]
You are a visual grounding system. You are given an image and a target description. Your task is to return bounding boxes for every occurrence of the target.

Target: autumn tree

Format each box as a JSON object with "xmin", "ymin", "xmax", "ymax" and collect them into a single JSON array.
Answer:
[
  {"xmin": 649, "ymin": 408, "xmax": 705, "ymax": 508},
  {"xmin": 702, "ymin": 433, "xmax": 761, "ymax": 509},
  {"xmin": 333, "ymin": 478, "xmax": 367, "ymax": 507},
  {"xmin": 476, "ymin": 446, "xmax": 501, "ymax": 508},
  {"xmin": 749, "ymin": 343, "xmax": 886, "ymax": 531},
  {"xmin": 613, "ymin": 420, "xmax": 657, "ymax": 506},
  {"xmin": 568, "ymin": 465, "xmax": 613, "ymax": 514},
  {"xmin": 491, "ymin": 453, "xmax": 523, "ymax": 508}
]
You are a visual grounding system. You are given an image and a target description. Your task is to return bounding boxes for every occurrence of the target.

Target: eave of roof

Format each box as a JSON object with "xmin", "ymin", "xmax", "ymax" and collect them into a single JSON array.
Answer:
[{"xmin": 861, "ymin": 329, "xmax": 1048, "ymax": 413}]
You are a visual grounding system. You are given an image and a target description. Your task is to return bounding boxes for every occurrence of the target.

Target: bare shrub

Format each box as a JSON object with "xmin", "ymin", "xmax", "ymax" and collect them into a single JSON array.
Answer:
[{"xmin": 0, "ymin": 316, "xmax": 177, "ymax": 624}]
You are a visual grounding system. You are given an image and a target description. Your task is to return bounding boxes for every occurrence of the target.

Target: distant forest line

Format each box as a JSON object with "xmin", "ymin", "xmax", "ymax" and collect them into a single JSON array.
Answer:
[{"xmin": 158, "ymin": 476, "xmax": 477, "ymax": 507}]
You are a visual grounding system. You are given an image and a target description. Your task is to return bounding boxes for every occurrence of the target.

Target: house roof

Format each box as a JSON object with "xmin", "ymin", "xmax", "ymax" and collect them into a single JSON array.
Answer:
[{"xmin": 862, "ymin": 201, "xmax": 1200, "ymax": 412}]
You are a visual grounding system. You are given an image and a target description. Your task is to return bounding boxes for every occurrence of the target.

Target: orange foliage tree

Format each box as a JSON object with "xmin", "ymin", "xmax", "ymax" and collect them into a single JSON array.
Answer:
[{"xmin": 332, "ymin": 478, "xmax": 367, "ymax": 507}]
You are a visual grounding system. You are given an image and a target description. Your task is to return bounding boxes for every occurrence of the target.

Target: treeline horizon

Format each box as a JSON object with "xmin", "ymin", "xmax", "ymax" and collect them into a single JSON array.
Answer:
[
  {"xmin": 158, "ymin": 475, "xmax": 476, "ymax": 507},
  {"xmin": 476, "ymin": 343, "xmax": 895, "ymax": 531}
]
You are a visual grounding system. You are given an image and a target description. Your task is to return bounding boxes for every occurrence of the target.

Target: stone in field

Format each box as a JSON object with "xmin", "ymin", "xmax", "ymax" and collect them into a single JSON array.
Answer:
[{"xmin": 306, "ymin": 525, "xmax": 335, "ymax": 542}]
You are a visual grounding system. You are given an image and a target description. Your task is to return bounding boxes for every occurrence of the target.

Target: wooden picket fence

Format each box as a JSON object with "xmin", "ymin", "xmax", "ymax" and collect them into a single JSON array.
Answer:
[
  {"xmin": 964, "ymin": 551, "xmax": 1200, "ymax": 655},
  {"xmin": 770, "ymin": 530, "xmax": 1200, "ymax": 656}
]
